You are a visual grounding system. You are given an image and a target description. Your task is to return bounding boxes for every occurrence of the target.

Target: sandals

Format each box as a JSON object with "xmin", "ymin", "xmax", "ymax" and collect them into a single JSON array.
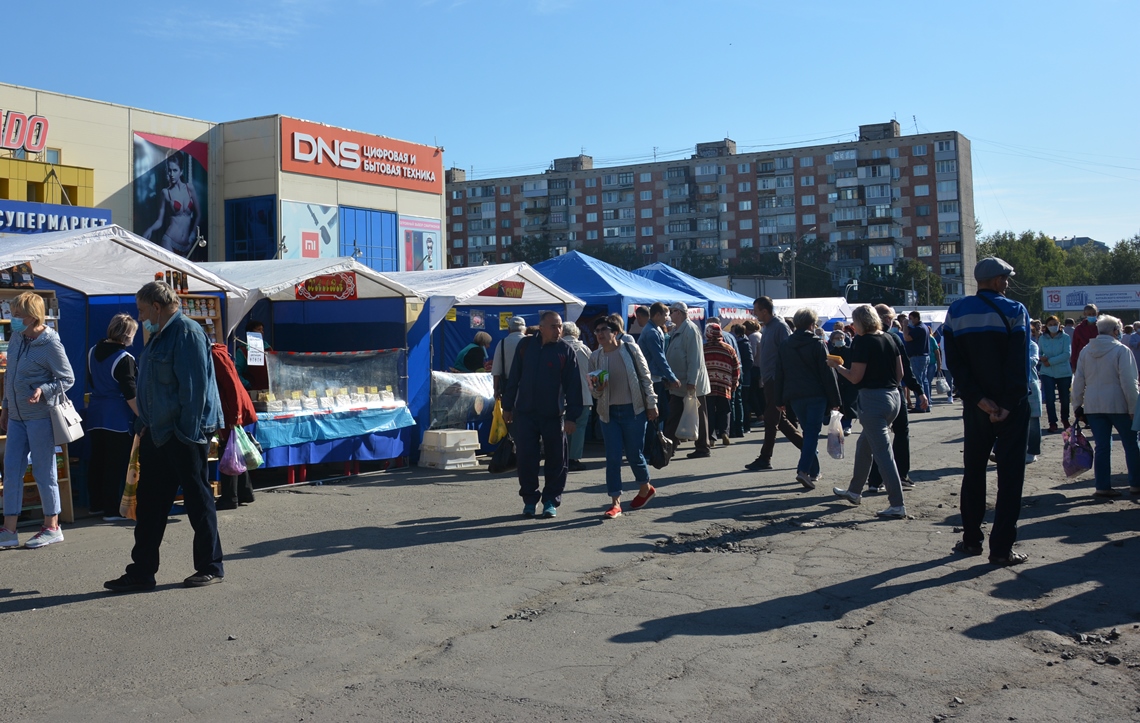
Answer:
[
  {"xmin": 988, "ymin": 551, "xmax": 1029, "ymax": 567},
  {"xmin": 953, "ymin": 540, "xmax": 983, "ymax": 556}
]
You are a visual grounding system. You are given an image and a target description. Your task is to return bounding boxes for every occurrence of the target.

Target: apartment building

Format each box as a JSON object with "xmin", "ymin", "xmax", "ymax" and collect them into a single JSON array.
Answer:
[{"xmin": 445, "ymin": 120, "xmax": 976, "ymax": 299}]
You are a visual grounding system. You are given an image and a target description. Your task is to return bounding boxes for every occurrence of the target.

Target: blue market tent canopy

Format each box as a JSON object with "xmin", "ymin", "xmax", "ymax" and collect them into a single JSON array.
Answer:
[
  {"xmin": 533, "ymin": 251, "xmax": 705, "ymax": 321},
  {"xmin": 633, "ymin": 263, "xmax": 756, "ymax": 320}
]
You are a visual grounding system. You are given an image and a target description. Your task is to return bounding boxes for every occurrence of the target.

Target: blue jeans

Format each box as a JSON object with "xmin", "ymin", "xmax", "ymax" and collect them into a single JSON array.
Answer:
[
  {"xmin": 849, "ymin": 388, "xmax": 905, "ymax": 507},
  {"xmin": 2, "ymin": 417, "xmax": 61, "ymax": 517},
  {"xmin": 1041, "ymin": 375, "xmax": 1071, "ymax": 425},
  {"xmin": 1086, "ymin": 413, "xmax": 1139, "ymax": 491},
  {"xmin": 910, "ymin": 356, "xmax": 930, "ymax": 407},
  {"xmin": 789, "ymin": 396, "xmax": 825, "ymax": 478},
  {"xmin": 568, "ymin": 405, "xmax": 592, "ymax": 461},
  {"xmin": 600, "ymin": 404, "xmax": 650, "ymax": 498}
]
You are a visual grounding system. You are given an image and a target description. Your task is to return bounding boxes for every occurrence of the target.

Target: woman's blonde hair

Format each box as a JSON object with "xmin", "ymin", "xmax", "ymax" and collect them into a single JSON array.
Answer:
[
  {"xmin": 107, "ymin": 313, "xmax": 139, "ymax": 345},
  {"xmin": 851, "ymin": 304, "xmax": 881, "ymax": 333},
  {"xmin": 11, "ymin": 292, "xmax": 45, "ymax": 326},
  {"xmin": 473, "ymin": 331, "xmax": 492, "ymax": 347}
]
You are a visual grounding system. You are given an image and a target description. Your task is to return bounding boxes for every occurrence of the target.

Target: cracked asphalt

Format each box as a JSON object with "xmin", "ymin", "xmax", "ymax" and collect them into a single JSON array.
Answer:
[{"xmin": 2, "ymin": 401, "xmax": 1138, "ymax": 722}]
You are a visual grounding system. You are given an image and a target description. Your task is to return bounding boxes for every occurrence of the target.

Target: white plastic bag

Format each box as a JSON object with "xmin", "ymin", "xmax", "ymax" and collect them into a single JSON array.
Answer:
[
  {"xmin": 676, "ymin": 391, "xmax": 699, "ymax": 441},
  {"xmin": 827, "ymin": 410, "xmax": 844, "ymax": 459}
]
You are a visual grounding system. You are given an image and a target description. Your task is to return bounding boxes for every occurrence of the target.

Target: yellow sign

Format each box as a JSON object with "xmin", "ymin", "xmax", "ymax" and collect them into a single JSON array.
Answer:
[
  {"xmin": 290, "ymin": 391, "xmax": 302, "ymax": 400},
  {"xmin": 445, "ymin": 308, "xmax": 457, "ymax": 322},
  {"xmin": 500, "ymin": 312, "xmax": 512, "ymax": 330},
  {"xmin": 369, "ymin": 386, "xmax": 379, "ymax": 394},
  {"xmin": 356, "ymin": 387, "xmax": 366, "ymax": 394}
]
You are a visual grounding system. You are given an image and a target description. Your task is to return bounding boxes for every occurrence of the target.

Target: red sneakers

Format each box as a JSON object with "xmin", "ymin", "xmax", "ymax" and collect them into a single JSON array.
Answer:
[
  {"xmin": 629, "ymin": 485, "xmax": 656, "ymax": 510},
  {"xmin": 602, "ymin": 504, "xmax": 622, "ymax": 519}
]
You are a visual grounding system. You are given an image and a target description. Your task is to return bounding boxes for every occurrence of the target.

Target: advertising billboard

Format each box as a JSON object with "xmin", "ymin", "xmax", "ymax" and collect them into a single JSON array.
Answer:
[
  {"xmin": 133, "ymin": 132, "xmax": 209, "ymax": 262},
  {"xmin": 281, "ymin": 200, "xmax": 339, "ymax": 259},
  {"xmin": 280, "ymin": 117, "xmax": 443, "ymax": 195},
  {"xmin": 1043, "ymin": 285, "xmax": 1140, "ymax": 312},
  {"xmin": 0, "ymin": 200, "xmax": 111, "ymax": 234},
  {"xmin": 398, "ymin": 215, "xmax": 442, "ymax": 271}
]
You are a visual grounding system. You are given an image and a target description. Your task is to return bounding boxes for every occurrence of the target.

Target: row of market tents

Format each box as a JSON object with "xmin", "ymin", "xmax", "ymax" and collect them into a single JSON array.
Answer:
[{"xmin": 0, "ymin": 226, "xmax": 860, "ymax": 467}]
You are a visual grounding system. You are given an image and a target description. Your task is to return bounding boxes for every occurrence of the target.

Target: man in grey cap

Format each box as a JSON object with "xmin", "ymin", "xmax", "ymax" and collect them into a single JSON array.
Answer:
[
  {"xmin": 663, "ymin": 301, "xmax": 712, "ymax": 458},
  {"xmin": 942, "ymin": 256, "xmax": 1031, "ymax": 566},
  {"xmin": 492, "ymin": 316, "xmax": 529, "ymax": 399}
]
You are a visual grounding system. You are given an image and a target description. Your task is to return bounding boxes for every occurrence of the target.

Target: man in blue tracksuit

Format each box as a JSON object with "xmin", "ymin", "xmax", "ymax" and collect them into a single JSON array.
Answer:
[
  {"xmin": 502, "ymin": 311, "xmax": 583, "ymax": 519},
  {"xmin": 943, "ymin": 257, "xmax": 1031, "ymax": 566}
]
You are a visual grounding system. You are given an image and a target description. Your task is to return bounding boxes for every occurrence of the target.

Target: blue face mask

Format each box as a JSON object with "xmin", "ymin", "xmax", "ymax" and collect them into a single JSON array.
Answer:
[
  {"xmin": 143, "ymin": 319, "xmax": 160, "ymax": 335},
  {"xmin": 1087, "ymin": 316, "xmax": 1097, "ymax": 324},
  {"xmin": 10, "ymin": 317, "xmax": 26, "ymax": 334}
]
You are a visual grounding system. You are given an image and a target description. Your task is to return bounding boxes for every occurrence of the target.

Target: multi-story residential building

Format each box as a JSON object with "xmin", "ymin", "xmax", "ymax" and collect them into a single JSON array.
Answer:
[{"xmin": 445, "ymin": 120, "xmax": 976, "ymax": 299}]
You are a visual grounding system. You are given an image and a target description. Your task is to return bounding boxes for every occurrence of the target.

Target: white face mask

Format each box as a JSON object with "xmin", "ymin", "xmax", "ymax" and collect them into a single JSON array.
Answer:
[{"xmin": 1048, "ymin": 325, "xmax": 1059, "ymax": 333}]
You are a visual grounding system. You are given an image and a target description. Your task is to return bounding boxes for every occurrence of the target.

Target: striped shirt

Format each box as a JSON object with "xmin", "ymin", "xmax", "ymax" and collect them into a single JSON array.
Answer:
[
  {"xmin": 942, "ymin": 290, "xmax": 1030, "ymax": 410},
  {"xmin": 3, "ymin": 326, "xmax": 75, "ymax": 421}
]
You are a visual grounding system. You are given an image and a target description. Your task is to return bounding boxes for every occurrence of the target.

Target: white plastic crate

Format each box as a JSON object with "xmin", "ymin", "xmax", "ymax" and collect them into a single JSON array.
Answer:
[
  {"xmin": 418, "ymin": 447, "xmax": 479, "ymax": 470},
  {"xmin": 421, "ymin": 429, "xmax": 480, "ymax": 452}
]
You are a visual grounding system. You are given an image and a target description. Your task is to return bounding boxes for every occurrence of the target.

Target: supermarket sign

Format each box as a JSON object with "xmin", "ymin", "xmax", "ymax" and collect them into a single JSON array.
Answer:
[
  {"xmin": 1043, "ymin": 284, "xmax": 1140, "ymax": 312},
  {"xmin": 295, "ymin": 272, "xmax": 358, "ymax": 301}
]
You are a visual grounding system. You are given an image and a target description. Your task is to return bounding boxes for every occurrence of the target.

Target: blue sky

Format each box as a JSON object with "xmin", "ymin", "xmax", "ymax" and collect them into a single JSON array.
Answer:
[{"xmin": 7, "ymin": 0, "xmax": 1138, "ymax": 245}]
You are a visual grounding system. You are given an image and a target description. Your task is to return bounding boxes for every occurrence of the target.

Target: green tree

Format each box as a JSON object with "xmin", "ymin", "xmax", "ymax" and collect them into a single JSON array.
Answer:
[
  {"xmin": 1097, "ymin": 234, "xmax": 1140, "ymax": 285},
  {"xmin": 791, "ymin": 236, "xmax": 837, "ymax": 298},
  {"xmin": 505, "ymin": 234, "xmax": 553, "ymax": 265},
  {"xmin": 588, "ymin": 243, "xmax": 642, "ymax": 270},
  {"xmin": 673, "ymin": 250, "xmax": 723, "ymax": 279},
  {"xmin": 727, "ymin": 247, "xmax": 782, "ymax": 276},
  {"xmin": 977, "ymin": 230, "xmax": 1068, "ymax": 317},
  {"xmin": 894, "ymin": 258, "xmax": 945, "ymax": 305}
]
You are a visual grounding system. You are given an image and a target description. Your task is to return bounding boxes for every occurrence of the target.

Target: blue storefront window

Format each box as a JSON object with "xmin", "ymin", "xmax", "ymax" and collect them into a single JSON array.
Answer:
[
  {"xmin": 339, "ymin": 206, "xmax": 398, "ymax": 272},
  {"xmin": 225, "ymin": 195, "xmax": 277, "ymax": 261}
]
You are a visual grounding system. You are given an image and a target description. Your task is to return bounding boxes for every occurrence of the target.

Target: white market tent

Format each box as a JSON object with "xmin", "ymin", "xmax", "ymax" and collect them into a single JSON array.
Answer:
[
  {"xmin": 770, "ymin": 296, "xmax": 853, "ymax": 321},
  {"xmin": 199, "ymin": 258, "xmax": 425, "ymax": 335},
  {"xmin": 0, "ymin": 224, "xmax": 244, "ymax": 299},
  {"xmin": 385, "ymin": 262, "xmax": 585, "ymax": 332}
]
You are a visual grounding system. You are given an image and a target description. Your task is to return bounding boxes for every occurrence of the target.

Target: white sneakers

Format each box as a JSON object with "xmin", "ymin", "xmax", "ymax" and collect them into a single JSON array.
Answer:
[
  {"xmin": 0, "ymin": 528, "xmax": 19, "ymax": 548},
  {"xmin": 24, "ymin": 526, "xmax": 64, "ymax": 549},
  {"xmin": 876, "ymin": 506, "xmax": 907, "ymax": 519},
  {"xmin": 833, "ymin": 488, "xmax": 861, "ymax": 506}
]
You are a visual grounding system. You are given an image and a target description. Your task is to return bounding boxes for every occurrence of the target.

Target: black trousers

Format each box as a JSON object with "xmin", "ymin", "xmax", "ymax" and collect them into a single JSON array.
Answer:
[
  {"xmin": 219, "ymin": 472, "xmax": 254, "ymax": 505},
  {"xmin": 664, "ymin": 393, "xmax": 710, "ymax": 453},
  {"xmin": 514, "ymin": 412, "xmax": 568, "ymax": 507},
  {"xmin": 869, "ymin": 397, "xmax": 910, "ymax": 485},
  {"xmin": 709, "ymin": 396, "xmax": 732, "ymax": 437},
  {"xmin": 759, "ymin": 381, "xmax": 802, "ymax": 461},
  {"xmin": 126, "ymin": 432, "xmax": 223, "ymax": 582},
  {"xmin": 86, "ymin": 429, "xmax": 134, "ymax": 515},
  {"xmin": 652, "ymin": 381, "xmax": 671, "ymax": 421},
  {"xmin": 961, "ymin": 400, "xmax": 1030, "ymax": 556}
]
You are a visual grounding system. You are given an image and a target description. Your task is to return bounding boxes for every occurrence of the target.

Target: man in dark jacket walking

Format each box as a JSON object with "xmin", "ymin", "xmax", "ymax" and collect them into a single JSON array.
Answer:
[
  {"xmin": 746, "ymin": 297, "xmax": 802, "ymax": 471},
  {"xmin": 502, "ymin": 311, "xmax": 583, "ymax": 519}
]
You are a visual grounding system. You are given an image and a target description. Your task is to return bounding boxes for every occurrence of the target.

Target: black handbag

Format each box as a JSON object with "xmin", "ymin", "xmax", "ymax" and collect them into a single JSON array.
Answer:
[
  {"xmin": 488, "ymin": 435, "xmax": 517, "ymax": 473},
  {"xmin": 644, "ymin": 419, "xmax": 674, "ymax": 470}
]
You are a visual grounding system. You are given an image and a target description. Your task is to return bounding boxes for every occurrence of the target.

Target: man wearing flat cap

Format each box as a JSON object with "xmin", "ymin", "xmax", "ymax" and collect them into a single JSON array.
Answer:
[
  {"xmin": 664, "ymin": 301, "xmax": 712, "ymax": 458},
  {"xmin": 942, "ymin": 257, "xmax": 1031, "ymax": 566}
]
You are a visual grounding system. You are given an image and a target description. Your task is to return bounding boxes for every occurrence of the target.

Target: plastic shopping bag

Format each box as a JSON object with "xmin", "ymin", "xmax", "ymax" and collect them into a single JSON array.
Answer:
[
  {"xmin": 1062, "ymin": 425, "xmax": 1093, "ymax": 477},
  {"xmin": 826, "ymin": 410, "xmax": 844, "ymax": 459},
  {"xmin": 219, "ymin": 430, "xmax": 247, "ymax": 476},
  {"xmin": 489, "ymin": 399, "xmax": 508, "ymax": 444},
  {"xmin": 233, "ymin": 426, "xmax": 264, "ymax": 470},
  {"xmin": 932, "ymin": 374, "xmax": 950, "ymax": 396},
  {"xmin": 118, "ymin": 434, "xmax": 141, "ymax": 520},
  {"xmin": 676, "ymin": 392, "xmax": 699, "ymax": 441}
]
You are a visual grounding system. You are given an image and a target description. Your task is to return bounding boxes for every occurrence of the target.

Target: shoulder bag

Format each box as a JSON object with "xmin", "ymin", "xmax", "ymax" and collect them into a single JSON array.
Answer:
[
  {"xmin": 623, "ymin": 342, "xmax": 674, "ymax": 467},
  {"xmin": 51, "ymin": 393, "xmax": 85, "ymax": 444}
]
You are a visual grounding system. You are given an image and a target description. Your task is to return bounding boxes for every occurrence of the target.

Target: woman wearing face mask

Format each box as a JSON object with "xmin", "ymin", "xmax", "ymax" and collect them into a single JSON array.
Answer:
[
  {"xmin": 1038, "ymin": 314, "xmax": 1073, "ymax": 433},
  {"xmin": 1071, "ymin": 315, "xmax": 1139, "ymax": 497},
  {"xmin": 0, "ymin": 292, "xmax": 76, "ymax": 549},
  {"xmin": 828, "ymin": 330, "xmax": 857, "ymax": 435}
]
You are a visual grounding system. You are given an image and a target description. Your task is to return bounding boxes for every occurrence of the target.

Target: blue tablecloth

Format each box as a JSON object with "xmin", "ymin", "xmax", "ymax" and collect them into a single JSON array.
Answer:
[
  {"xmin": 262, "ymin": 430, "xmax": 409, "ymax": 468},
  {"xmin": 254, "ymin": 405, "xmax": 416, "ymax": 449}
]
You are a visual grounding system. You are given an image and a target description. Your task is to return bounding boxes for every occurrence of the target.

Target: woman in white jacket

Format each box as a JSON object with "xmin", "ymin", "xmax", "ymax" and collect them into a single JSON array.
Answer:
[
  {"xmin": 1071, "ymin": 315, "xmax": 1140, "ymax": 497},
  {"xmin": 589, "ymin": 317, "xmax": 658, "ymax": 519}
]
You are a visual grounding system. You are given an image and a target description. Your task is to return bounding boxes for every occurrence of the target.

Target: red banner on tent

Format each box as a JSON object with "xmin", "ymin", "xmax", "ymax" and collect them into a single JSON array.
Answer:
[
  {"xmin": 478, "ymin": 280, "xmax": 525, "ymax": 298},
  {"xmin": 295, "ymin": 272, "xmax": 358, "ymax": 301}
]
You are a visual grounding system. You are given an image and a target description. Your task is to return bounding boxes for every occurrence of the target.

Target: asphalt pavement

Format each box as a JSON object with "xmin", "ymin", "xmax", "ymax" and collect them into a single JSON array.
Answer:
[{"xmin": 1, "ymin": 399, "xmax": 1138, "ymax": 722}]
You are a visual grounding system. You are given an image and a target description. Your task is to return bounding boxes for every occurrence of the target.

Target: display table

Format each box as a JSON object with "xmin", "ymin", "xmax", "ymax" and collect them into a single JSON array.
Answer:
[{"xmin": 254, "ymin": 404, "xmax": 416, "ymax": 477}]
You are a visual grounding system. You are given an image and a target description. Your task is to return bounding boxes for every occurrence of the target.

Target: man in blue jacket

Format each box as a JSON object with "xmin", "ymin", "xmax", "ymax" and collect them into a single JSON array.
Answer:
[
  {"xmin": 105, "ymin": 281, "xmax": 225, "ymax": 592},
  {"xmin": 636, "ymin": 301, "xmax": 679, "ymax": 420},
  {"xmin": 502, "ymin": 311, "xmax": 583, "ymax": 519},
  {"xmin": 943, "ymin": 258, "xmax": 1031, "ymax": 566}
]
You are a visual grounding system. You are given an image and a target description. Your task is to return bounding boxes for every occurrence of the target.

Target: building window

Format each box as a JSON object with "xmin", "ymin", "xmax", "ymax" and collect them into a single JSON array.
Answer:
[
  {"xmin": 758, "ymin": 160, "xmax": 775, "ymax": 172},
  {"xmin": 498, "ymin": 202, "xmax": 509, "ymax": 212},
  {"xmin": 501, "ymin": 185, "xmax": 510, "ymax": 194},
  {"xmin": 913, "ymin": 144, "xmax": 928, "ymax": 156},
  {"xmin": 799, "ymin": 156, "xmax": 814, "ymax": 168},
  {"xmin": 641, "ymin": 226, "xmax": 653, "ymax": 236},
  {"xmin": 775, "ymin": 157, "xmax": 794, "ymax": 170},
  {"xmin": 914, "ymin": 185, "xmax": 930, "ymax": 196},
  {"xmin": 941, "ymin": 261, "xmax": 962, "ymax": 276},
  {"xmin": 888, "ymin": 148, "xmax": 899, "ymax": 158},
  {"xmin": 602, "ymin": 191, "xmax": 619, "ymax": 203},
  {"xmin": 775, "ymin": 176, "xmax": 795, "ymax": 189},
  {"xmin": 501, "ymin": 219, "xmax": 511, "ymax": 228},
  {"xmin": 917, "ymin": 245, "xmax": 933, "ymax": 257},
  {"xmin": 872, "ymin": 149, "xmax": 882, "ymax": 159},
  {"xmin": 801, "ymin": 195, "xmax": 815, "ymax": 206},
  {"xmin": 740, "ymin": 219, "xmax": 753, "ymax": 230},
  {"xmin": 642, "ymin": 244, "xmax": 655, "ymax": 254},
  {"xmin": 737, "ymin": 181, "xmax": 751, "ymax": 192},
  {"xmin": 620, "ymin": 207, "xmax": 636, "ymax": 219},
  {"xmin": 940, "ymin": 242, "xmax": 960, "ymax": 255},
  {"xmin": 737, "ymin": 163, "xmax": 750, "ymax": 173},
  {"xmin": 640, "ymin": 190, "xmax": 653, "ymax": 201},
  {"xmin": 452, "ymin": 206, "xmax": 462, "ymax": 216},
  {"xmin": 913, "ymin": 164, "xmax": 929, "ymax": 177},
  {"xmin": 936, "ymin": 180, "xmax": 958, "ymax": 199},
  {"xmin": 451, "ymin": 190, "xmax": 463, "ymax": 200},
  {"xmin": 936, "ymin": 140, "xmax": 955, "ymax": 152},
  {"xmin": 585, "ymin": 178, "xmax": 597, "ymax": 187},
  {"xmin": 916, "ymin": 225, "xmax": 931, "ymax": 238},
  {"xmin": 738, "ymin": 200, "xmax": 752, "ymax": 211},
  {"xmin": 586, "ymin": 212, "xmax": 598, "ymax": 222},
  {"xmin": 696, "ymin": 163, "xmax": 719, "ymax": 176},
  {"xmin": 800, "ymin": 175, "xmax": 814, "ymax": 187},
  {"xmin": 637, "ymin": 172, "xmax": 651, "ymax": 183},
  {"xmin": 225, "ymin": 195, "xmax": 278, "ymax": 262},
  {"xmin": 603, "ymin": 174, "xmax": 617, "ymax": 186},
  {"xmin": 586, "ymin": 230, "xmax": 598, "ymax": 240},
  {"xmin": 916, "ymin": 205, "xmax": 931, "ymax": 217},
  {"xmin": 802, "ymin": 214, "xmax": 816, "ymax": 225},
  {"xmin": 776, "ymin": 214, "xmax": 796, "ymax": 226},
  {"xmin": 452, "ymin": 222, "xmax": 463, "ymax": 232},
  {"xmin": 618, "ymin": 172, "xmax": 634, "ymax": 185},
  {"xmin": 939, "ymin": 221, "xmax": 960, "ymax": 235},
  {"xmin": 586, "ymin": 195, "xmax": 597, "ymax": 205},
  {"xmin": 833, "ymin": 149, "xmax": 857, "ymax": 162},
  {"xmin": 640, "ymin": 208, "xmax": 653, "ymax": 218},
  {"xmin": 453, "ymin": 238, "xmax": 464, "ymax": 248},
  {"xmin": 935, "ymin": 160, "xmax": 958, "ymax": 173},
  {"xmin": 740, "ymin": 238, "xmax": 753, "ymax": 248}
]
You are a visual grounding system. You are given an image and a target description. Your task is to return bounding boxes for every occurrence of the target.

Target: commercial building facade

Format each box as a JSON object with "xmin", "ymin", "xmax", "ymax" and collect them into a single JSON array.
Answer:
[
  {"xmin": 0, "ymin": 83, "xmax": 445, "ymax": 272},
  {"xmin": 445, "ymin": 121, "xmax": 976, "ymax": 299}
]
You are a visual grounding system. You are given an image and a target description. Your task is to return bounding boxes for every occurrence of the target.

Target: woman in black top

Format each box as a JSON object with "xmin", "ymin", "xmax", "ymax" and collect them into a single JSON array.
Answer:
[{"xmin": 827, "ymin": 304, "xmax": 908, "ymax": 518}]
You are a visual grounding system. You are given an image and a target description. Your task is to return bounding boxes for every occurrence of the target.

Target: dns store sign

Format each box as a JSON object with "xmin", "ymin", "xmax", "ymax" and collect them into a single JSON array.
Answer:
[
  {"xmin": 280, "ymin": 117, "xmax": 443, "ymax": 195},
  {"xmin": 1, "ymin": 110, "xmax": 50, "ymax": 153}
]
